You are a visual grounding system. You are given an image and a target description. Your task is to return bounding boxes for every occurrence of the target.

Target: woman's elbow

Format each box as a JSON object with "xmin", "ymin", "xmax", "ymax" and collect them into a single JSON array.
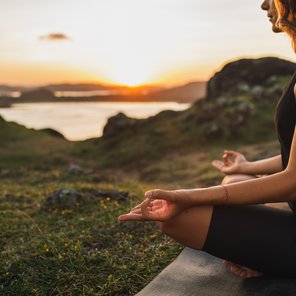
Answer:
[{"xmin": 282, "ymin": 168, "xmax": 296, "ymax": 201}]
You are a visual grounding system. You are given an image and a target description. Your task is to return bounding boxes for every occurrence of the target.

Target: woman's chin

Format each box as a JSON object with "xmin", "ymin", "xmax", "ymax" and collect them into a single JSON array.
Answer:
[{"xmin": 272, "ymin": 24, "xmax": 283, "ymax": 33}]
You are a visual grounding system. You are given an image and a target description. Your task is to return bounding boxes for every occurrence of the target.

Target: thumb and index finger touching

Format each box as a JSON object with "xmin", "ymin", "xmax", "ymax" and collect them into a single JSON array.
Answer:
[
  {"xmin": 117, "ymin": 190, "xmax": 173, "ymax": 221},
  {"xmin": 144, "ymin": 189, "xmax": 174, "ymax": 202},
  {"xmin": 211, "ymin": 150, "xmax": 238, "ymax": 171}
]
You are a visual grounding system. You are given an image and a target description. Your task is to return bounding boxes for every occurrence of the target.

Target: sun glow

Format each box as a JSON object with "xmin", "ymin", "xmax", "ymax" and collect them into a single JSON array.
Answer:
[
  {"xmin": 105, "ymin": 58, "xmax": 155, "ymax": 87},
  {"xmin": 109, "ymin": 70, "xmax": 152, "ymax": 87}
]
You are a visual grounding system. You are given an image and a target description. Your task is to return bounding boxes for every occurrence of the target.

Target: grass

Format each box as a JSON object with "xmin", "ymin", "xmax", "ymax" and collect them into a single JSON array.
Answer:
[
  {"xmin": 0, "ymin": 136, "xmax": 281, "ymax": 295},
  {"xmin": 0, "ymin": 168, "xmax": 183, "ymax": 295}
]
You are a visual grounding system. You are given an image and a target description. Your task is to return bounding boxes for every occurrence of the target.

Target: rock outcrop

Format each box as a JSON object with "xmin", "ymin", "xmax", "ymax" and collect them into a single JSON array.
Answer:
[
  {"xmin": 103, "ymin": 112, "xmax": 138, "ymax": 138},
  {"xmin": 207, "ymin": 57, "xmax": 295, "ymax": 99},
  {"xmin": 43, "ymin": 189, "xmax": 82, "ymax": 210}
]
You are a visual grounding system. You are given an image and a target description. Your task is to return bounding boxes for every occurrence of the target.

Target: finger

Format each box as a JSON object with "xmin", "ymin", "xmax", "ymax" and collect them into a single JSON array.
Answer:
[
  {"xmin": 131, "ymin": 204, "xmax": 141, "ymax": 211},
  {"xmin": 151, "ymin": 205, "xmax": 162, "ymax": 211},
  {"xmin": 150, "ymin": 199, "xmax": 163, "ymax": 209},
  {"xmin": 131, "ymin": 198, "xmax": 152, "ymax": 211},
  {"xmin": 212, "ymin": 160, "xmax": 234, "ymax": 174},
  {"xmin": 140, "ymin": 198, "xmax": 151, "ymax": 217},
  {"xmin": 211, "ymin": 160, "xmax": 224, "ymax": 169},
  {"xmin": 131, "ymin": 200, "xmax": 162, "ymax": 217},
  {"xmin": 224, "ymin": 150, "xmax": 240, "ymax": 157},
  {"xmin": 223, "ymin": 153, "xmax": 232, "ymax": 165},
  {"xmin": 223, "ymin": 155, "xmax": 234, "ymax": 167},
  {"xmin": 130, "ymin": 208, "xmax": 142, "ymax": 214},
  {"xmin": 151, "ymin": 199, "xmax": 163, "ymax": 206},
  {"xmin": 145, "ymin": 189, "xmax": 175, "ymax": 201},
  {"xmin": 118, "ymin": 213, "xmax": 145, "ymax": 221}
]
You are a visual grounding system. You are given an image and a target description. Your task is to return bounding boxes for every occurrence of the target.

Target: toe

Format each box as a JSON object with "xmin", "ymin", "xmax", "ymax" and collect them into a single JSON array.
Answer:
[
  {"xmin": 223, "ymin": 260, "xmax": 232, "ymax": 268},
  {"xmin": 239, "ymin": 271, "xmax": 248, "ymax": 279}
]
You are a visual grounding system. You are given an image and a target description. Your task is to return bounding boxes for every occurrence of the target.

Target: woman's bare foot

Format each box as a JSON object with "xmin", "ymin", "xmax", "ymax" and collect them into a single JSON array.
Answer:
[{"xmin": 224, "ymin": 260, "xmax": 263, "ymax": 279}]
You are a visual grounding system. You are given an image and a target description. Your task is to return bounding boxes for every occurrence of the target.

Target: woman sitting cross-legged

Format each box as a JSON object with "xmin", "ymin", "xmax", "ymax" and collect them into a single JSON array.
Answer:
[{"xmin": 118, "ymin": 0, "xmax": 296, "ymax": 279}]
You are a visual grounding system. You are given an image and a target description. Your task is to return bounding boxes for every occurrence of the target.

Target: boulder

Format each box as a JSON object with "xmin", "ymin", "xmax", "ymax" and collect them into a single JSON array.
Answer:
[
  {"xmin": 0, "ymin": 169, "xmax": 12, "ymax": 176},
  {"xmin": 102, "ymin": 112, "xmax": 137, "ymax": 137},
  {"xmin": 43, "ymin": 189, "xmax": 82, "ymax": 210},
  {"xmin": 68, "ymin": 164, "xmax": 84, "ymax": 175}
]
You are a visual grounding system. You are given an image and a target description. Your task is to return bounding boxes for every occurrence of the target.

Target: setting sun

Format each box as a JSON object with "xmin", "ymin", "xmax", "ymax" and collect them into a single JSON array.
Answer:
[{"xmin": 103, "ymin": 57, "xmax": 155, "ymax": 87}]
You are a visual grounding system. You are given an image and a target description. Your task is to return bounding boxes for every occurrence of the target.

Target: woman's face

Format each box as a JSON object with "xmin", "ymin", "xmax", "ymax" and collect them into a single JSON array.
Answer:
[{"xmin": 261, "ymin": 0, "xmax": 282, "ymax": 33}]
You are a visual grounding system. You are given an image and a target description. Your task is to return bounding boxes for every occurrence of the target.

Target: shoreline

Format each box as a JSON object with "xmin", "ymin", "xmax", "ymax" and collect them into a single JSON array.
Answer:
[{"xmin": 0, "ymin": 95, "xmax": 197, "ymax": 108}]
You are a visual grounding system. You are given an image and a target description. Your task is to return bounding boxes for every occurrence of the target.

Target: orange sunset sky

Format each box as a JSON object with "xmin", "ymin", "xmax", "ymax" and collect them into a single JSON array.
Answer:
[{"xmin": 0, "ymin": 0, "xmax": 295, "ymax": 87}]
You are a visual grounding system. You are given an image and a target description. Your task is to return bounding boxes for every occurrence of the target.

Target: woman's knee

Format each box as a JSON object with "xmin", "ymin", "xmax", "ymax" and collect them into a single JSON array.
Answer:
[
  {"xmin": 157, "ymin": 206, "xmax": 213, "ymax": 250},
  {"xmin": 158, "ymin": 220, "xmax": 177, "ymax": 237},
  {"xmin": 222, "ymin": 174, "xmax": 257, "ymax": 185}
]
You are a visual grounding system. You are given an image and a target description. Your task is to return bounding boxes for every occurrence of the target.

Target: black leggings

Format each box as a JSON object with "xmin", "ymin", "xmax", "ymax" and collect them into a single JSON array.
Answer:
[{"xmin": 202, "ymin": 204, "xmax": 296, "ymax": 278}]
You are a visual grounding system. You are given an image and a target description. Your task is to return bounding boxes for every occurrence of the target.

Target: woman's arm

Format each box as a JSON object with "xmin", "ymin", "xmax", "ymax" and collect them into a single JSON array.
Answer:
[
  {"xmin": 178, "ymin": 128, "xmax": 296, "ymax": 206},
  {"xmin": 242, "ymin": 154, "xmax": 282, "ymax": 175},
  {"xmin": 212, "ymin": 151, "xmax": 282, "ymax": 175}
]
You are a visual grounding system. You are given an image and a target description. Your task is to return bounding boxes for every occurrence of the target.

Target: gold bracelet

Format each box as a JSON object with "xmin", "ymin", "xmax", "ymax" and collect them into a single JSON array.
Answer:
[{"xmin": 220, "ymin": 185, "xmax": 230, "ymax": 203}]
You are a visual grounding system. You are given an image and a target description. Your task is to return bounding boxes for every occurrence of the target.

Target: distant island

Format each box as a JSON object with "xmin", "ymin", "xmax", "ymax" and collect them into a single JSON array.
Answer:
[{"xmin": 0, "ymin": 81, "xmax": 207, "ymax": 107}]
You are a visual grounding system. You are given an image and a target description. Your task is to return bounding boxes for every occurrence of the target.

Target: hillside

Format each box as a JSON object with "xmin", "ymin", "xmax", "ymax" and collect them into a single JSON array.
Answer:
[
  {"xmin": 72, "ymin": 57, "xmax": 295, "ymax": 168},
  {"xmin": 144, "ymin": 81, "xmax": 206, "ymax": 103},
  {"xmin": 0, "ymin": 115, "xmax": 71, "ymax": 168}
]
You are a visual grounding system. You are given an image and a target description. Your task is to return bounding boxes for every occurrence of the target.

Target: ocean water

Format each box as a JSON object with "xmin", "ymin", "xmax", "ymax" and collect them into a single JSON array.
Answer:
[{"xmin": 0, "ymin": 102, "xmax": 190, "ymax": 141}]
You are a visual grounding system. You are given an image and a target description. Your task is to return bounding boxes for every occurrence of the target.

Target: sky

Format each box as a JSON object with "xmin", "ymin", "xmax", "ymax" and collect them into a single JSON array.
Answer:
[{"xmin": 0, "ymin": 0, "xmax": 295, "ymax": 87}]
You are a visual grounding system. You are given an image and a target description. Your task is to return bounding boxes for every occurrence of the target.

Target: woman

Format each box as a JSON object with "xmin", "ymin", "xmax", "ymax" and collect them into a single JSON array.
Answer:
[{"xmin": 118, "ymin": 0, "xmax": 296, "ymax": 279}]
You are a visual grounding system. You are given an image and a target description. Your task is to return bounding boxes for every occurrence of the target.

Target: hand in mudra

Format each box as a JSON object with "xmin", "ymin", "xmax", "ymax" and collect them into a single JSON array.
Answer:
[
  {"xmin": 212, "ymin": 150, "xmax": 248, "ymax": 175},
  {"xmin": 118, "ymin": 190, "xmax": 186, "ymax": 222}
]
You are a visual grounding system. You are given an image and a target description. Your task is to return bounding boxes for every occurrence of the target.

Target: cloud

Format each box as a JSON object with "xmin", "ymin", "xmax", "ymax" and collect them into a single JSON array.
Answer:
[{"xmin": 39, "ymin": 33, "xmax": 72, "ymax": 42}]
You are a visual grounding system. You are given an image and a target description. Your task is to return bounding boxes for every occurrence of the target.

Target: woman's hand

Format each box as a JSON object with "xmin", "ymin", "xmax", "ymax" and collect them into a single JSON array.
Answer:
[
  {"xmin": 118, "ymin": 190, "xmax": 189, "ymax": 222},
  {"xmin": 211, "ymin": 150, "xmax": 249, "ymax": 175}
]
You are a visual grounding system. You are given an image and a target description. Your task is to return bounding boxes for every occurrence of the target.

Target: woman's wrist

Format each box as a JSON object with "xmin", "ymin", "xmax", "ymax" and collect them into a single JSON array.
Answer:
[
  {"xmin": 174, "ymin": 187, "xmax": 226, "ymax": 206},
  {"xmin": 174, "ymin": 189, "xmax": 198, "ymax": 206},
  {"xmin": 239, "ymin": 161, "xmax": 254, "ymax": 174},
  {"xmin": 200, "ymin": 186, "xmax": 229, "ymax": 205}
]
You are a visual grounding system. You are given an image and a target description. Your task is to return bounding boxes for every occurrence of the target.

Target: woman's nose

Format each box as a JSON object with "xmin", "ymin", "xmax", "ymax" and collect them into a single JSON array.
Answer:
[{"xmin": 261, "ymin": 0, "xmax": 270, "ymax": 11}]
